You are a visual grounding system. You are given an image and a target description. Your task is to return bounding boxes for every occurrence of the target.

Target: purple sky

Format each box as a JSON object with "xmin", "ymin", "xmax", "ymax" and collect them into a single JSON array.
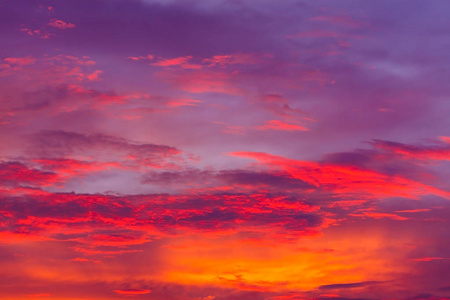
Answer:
[{"xmin": 1, "ymin": 1, "xmax": 450, "ymax": 300}]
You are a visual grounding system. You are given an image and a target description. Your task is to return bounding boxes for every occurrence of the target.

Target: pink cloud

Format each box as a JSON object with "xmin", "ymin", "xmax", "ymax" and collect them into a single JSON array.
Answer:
[
  {"xmin": 166, "ymin": 98, "xmax": 202, "ymax": 107},
  {"xmin": 288, "ymin": 30, "xmax": 362, "ymax": 39},
  {"xmin": 87, "ymin": 70, "xmax": 103, "ymax": 81},
  {"xmin": 4, "ymin": 56, "xmax": 36, "ymax": 65},
  {"xmin": 20, "ymin": 27, "xmax": 54, "ymax": 39},
  {"xmin": 257, "ymin": 120, "xmax": 309, "ymax": 131},
  {"xmin": 440, "ymin": 136, "xmax": 450, "ymax": 143},
  {"xmin": 203, "ymin": 53, "xmax": 265, "ymax": 67},
  {"xmin": 373, "ymin": 140, "xmax": 450, "ymax": 161},
  {"xmin": 47, "ymin": 19, "xmax": 76, "ymax": 29},
  {"xmin": 152, "ymin": 56, "xmax": 198, "ymax": 68},
  {"xmin": 311, "ymin": 15, "xmax": 366, "ymax": 28},
  {"xmin": 0, "ymin": 55, "xmax": 101, "ymax": 85},
  {"xmin": 160, "ymin": 70, "xmax": 239, "ymax": 94},
  {"xmin": 127, "ymin": 54, "xmax": 155, "ymax": 61}
]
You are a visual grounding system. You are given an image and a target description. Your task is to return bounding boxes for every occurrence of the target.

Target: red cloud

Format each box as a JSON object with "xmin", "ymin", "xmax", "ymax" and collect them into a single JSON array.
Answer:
[
  {"xmin": 0, "ymin": 189, "xmax": 324, "ymax": 252},
  {"xmin": 113, "ymin": 289, "xmax": 151, "ymax": 295},
  {"xmin": 350, "ymin": 211, "xmax": 408, "ymax": 221},
  {"xmin": 0, "ymin": 162, "xmax": 59, "ymax": 187},
  {"xmin": 33, "ymin": 158, "xmax": 122, "ymax": 176},
  {"xmin": 411, "ymin": 257, "xmax": 446, "ymax": 262},
  {"xmin": 230, "ymin": 152, "xmax": 450, "ymax": 200}
]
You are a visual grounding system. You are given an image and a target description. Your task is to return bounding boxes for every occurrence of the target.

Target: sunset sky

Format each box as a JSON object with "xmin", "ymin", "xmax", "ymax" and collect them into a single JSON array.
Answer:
[{"xmin": 1, "ymin": 1, "xmax": 450, "ymax": 299}]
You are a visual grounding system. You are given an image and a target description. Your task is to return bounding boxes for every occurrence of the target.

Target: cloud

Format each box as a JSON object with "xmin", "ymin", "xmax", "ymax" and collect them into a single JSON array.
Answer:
[
  {"xmin": 0, "ymin": 189, "xmax": 323, "ymax": 249},
  {"xmin": 372, "ymin": 139, "xmax": 450, "ymax": 161},
  {"xmin": 310, "ymin": 14, "xmax": 367, "ymax": 28},
  {"xmin": 159, "ymin": 69, "xmax": 239, "ymax": 94},
  {"xmin": 257, "ymin": 120, "xmax": 309, "ymax": 131},
  {"xmin": 259, "ymin": 94, "xmax": 307, "ymax": 119},
  {"xmin": 33, "ymin": 158, "xmax": 121, "ymax": 177},
  {"xmin": 27, "ymin": 130, "xmax": 181, "ymax": 169},
  {"xmin": 113, "ymin": 289, "xmax": 151, "ymax": 295},
  {"xmin": 47, "ymin": 19, "xmax": 76, "ymax": 29},
  {"xmin": 142, "ymin": 168, "xmax": 312, "ymax": 193},
  {"xmin": 127, "ymin": 54, "xmax": 155, "ymax": 61},
  {"xmin": 0, "ymin": 161, "xmax": 59, "ymax": 187},
  {"xmin": 20, "ymin": 27, "xmax": 54, "ymax": 39},
  {"xmin": 410, "ymin": 257, "xmax": 446, "ymax": 262},
  {"xmin": 152, "ymin": 56, "xmax": 199, "ymax": 68},
  {"xmin": 0, "ymin": 55, "xmax": 101, "ymax": 85},
  {"xmin": 166, "ymin": 98, "xmax": 202, "ymax": 107},
  {"xmin": 230, "ymin": 152, "xmax": 450, "ymax": 200},
  {"xmin": 4, "ymin": 56, "xmax": 36, "ymax": 65},
  {"xmin": 319, "ymin": 281, "xmax": 382, "ymax": 290},
  {"xmin": 203, "ymin": 53, "xmax": 267, "ymax": 67}
]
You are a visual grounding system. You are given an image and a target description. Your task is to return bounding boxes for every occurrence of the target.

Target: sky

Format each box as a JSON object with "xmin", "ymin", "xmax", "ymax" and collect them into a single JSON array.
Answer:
[{"xmin": 1, "ymin": 0, "xmax": 450, "ymax": 299}]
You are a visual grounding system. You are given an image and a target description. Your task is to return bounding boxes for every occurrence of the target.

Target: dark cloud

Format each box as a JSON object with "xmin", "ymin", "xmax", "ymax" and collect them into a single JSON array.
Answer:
[
  {"xmin": 319, "ymin": 281, "xmax": 382, "ymax": 290},
  {"xmin": 143, "ymin": 168, "xmax": 313, "ymax": 192},
  {"xmin": 25, "ymin": 130, "xmax": 181, "ymax": 170}
]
